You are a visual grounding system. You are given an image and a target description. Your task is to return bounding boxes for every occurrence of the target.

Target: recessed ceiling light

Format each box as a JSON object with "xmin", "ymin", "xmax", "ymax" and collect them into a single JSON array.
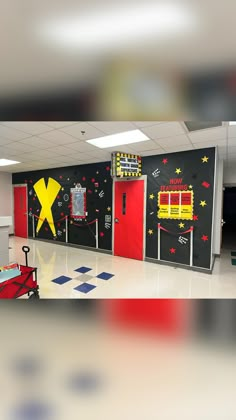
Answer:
[
  {"xmin": 0, "ymin": 159, "xmax": 20, "ymax": 166},
  {"xmin": 86, "ymin": 129, "xmax": 150, "ymax": 148},
  {"xmin": 38, "ymin": 3, "xmax": 197, "ymax": 51}
]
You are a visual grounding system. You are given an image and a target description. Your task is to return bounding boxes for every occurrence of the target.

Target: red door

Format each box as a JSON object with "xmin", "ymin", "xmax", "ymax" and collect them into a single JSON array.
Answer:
[
  {"xmin": 14, "ymin": 186, "xmax": 28, "ymax": 238},
  {"xmin": 114, "ymin": 180, "xmax": 145, "ymax": 260}
]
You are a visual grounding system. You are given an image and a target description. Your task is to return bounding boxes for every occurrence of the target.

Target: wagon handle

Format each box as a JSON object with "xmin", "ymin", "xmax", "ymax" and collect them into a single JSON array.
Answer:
[{"xmin": 22, "ymin": 246, "xmax": 30, "ymax": 267}]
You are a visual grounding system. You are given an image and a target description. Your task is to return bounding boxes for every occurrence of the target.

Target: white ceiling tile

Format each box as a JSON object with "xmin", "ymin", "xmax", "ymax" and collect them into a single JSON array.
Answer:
[
  {"xmin": 104, "ymin": 146, "xmax": 139, "ymax": 154},
  {"xmin": 66, "ymin": 140, "xmax": 99, "ymax": 153},
  {"xmin": 39, "ymin": 129, "xmax": 79, "ymax": 145},
  {"xmin": 141, "ymin": 122, "xmax": 185, "ymax": 139},
  {"xmin": 0, "ymin": 124, "xmax": 32, "ymax": 140},
  {"xmin": 139, "ymin": 149, "xmax": 164, "ymax": 157},
  {"xmin": 46, "ymin": 145, "xmax": 76, "ymax": 155},
  {"xmin": 60, "ymin": 122, "xmax": 105, "ymax": 140},
  {"xmin": 2, "ymin": 122, "xmax": 53, "ymax": 135},
  {"xmin": 189, "ymin": 126, "xmax": 227, "ymax": 143},
  {"xmin": 132, "ymin": 121, "xmax": 164, "ymax": 128},
  {"xmin": 3, "ymin": 141, "xmax": 38, "ymax": 152},
  {"xmin": 193, "ymin": 139, "xmax": 226, "ymax": 149},
  {"xmin": 41, "ymin": 122, "xmax": 77, "ymax": 129},
  {"xmin": 0, "ymin": 138, "xmax": 14, "ymax": 146},
  {"xmin": 163, "ymin": 144, "xmax": 194, "ymax": 153},
  {"xmin": 19, "ymin": 136, "xmax": 56, "ymax": 149},
  {"xmin": 89, "ymin": 121, "xmax": 136, "ymax": 134},
  {"xmin": 128, "ymin": 140, "xmax": 159, "ymax": 152},
  {"xmin": 155, "ymin": 134, "xmax": 190, "ymax": 148}
]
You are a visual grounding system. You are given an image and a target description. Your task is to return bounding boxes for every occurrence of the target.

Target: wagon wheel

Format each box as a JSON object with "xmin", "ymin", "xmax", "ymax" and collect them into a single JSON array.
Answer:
[{"xmin": 28, "ymin": 288, "xmax": 40, "ymax": 299}]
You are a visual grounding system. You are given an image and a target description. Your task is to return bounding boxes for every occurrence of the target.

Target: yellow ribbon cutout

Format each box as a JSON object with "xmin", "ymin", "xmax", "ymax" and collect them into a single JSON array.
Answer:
[{"xmin": 33, "ymin": 177, "xmax": 61, "ymax": 236}]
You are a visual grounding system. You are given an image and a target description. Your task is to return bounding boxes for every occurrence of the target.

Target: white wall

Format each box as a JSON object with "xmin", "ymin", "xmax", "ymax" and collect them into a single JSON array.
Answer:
[
  {"xmin": 212, "ymin": 158, "xmax": 224, "ymax": 256},
  {"xmin": 223, "ymin": 162, "xmax": 236, "ymax": 185},
  {"xmin": 0, "ymin": 172, "xmax": 14, "ymax": 234}
]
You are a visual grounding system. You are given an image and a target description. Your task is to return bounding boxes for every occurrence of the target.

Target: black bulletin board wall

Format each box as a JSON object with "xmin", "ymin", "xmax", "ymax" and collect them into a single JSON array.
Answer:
[
  {"xmin": 12, "ymin": 147, "xmax": 216, "ymax": 270},
  {"xmin": 12, "ymin": 162, "xmax": 113, "ymax": 250},
  {"xmin": 143, "ymin": 147, "xmax": 216, "ymax": 270}
]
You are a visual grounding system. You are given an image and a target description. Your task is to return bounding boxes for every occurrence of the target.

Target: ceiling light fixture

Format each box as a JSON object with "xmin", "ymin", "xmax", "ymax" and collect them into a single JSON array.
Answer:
[
  {"xmin": 0, "ymin": 159, "xmax": 20, "ymax": 167},
  {"xmin": 38, "ymin": 3, "xmax": 198, "ymax": 51},
  {"xmin": 86, "ymin": 129, "xmax": 150, "ymax": 148},
  {"xmin": 229, "ymin": 122, "xmax": 236, "ymax": 125}
]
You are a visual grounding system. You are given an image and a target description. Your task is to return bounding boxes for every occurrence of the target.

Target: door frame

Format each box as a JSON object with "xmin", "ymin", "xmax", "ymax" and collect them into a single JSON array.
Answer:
[
  {"xmin": 112, "ymin": 175, "xmax": 147, "ymax": 260},
  {"xmin": 13, "ymin": 184, "xmax": 28, "ymax": 238}
]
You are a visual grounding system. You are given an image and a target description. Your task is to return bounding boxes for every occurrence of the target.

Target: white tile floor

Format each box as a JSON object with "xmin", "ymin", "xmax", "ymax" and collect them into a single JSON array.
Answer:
[{"xmin": 8, "ymin": 236, "xmax": 236, "ymax": 298}]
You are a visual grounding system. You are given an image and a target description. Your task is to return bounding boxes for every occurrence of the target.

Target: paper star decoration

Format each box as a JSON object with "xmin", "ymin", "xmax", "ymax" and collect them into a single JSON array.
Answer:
[
  {"xmin": 148, "ymin": 229, "xmax": 154, "ymax": 235},
  {"xmin": 149, "ymin": 193, "xmax": 155, "ymax": 199},
  {"xmin": 100, "ymin": 232, "xmax": 105, "ymax": 237},
  {"xmin": 162, "ymin": 158, "xmax": 168, "ymax": 164},
  {"xmin": 201, "ymin": 156, "xmax": 209, "ymax": 163},
  {"xmin": 200, "ymin": 200, "xmax": 207, "ymax": 207},
  {"xmin": 107, "ymin": 207, "xmax": 111, "ymax": 212},
  {"xmin": 201, "ymin": 235, "xmax": 208, "ymax": 242},
  {"xmin": 175, "ymin": 168, "xmax": 182, "ymax": 175},
  {"xmin": 170, "ymin": 248, "xmax": 176, "ymax": 254},
  {"xmin": 202, "ymin": 181, "xmax": 210, "ymax": 188},
  {"xmin": 193, "ymin": 215, "xmax": 198, "ymax": 221},
  {"xmin": 178, "ymin": 222, "xmax": 185, "ymax": 229},
  {"xmin": 189, "ymin": 185, "xmax": 193, "ymax": 189}
]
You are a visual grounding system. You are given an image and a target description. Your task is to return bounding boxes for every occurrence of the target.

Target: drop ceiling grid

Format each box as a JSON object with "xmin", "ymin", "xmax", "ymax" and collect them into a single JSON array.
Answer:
[{"xmin": 0, "ymin": 121, "xmax": 231, "ymax": 172}]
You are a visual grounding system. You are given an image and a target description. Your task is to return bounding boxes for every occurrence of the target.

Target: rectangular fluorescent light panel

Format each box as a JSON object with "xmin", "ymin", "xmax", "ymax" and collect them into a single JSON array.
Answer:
[
  {"xmin": 86, "ymin": 130, "xmax": 150, "ymax": 149},
  {"xmin": 229, "ymin": 122, "xmax": 236, "ymax": 125},
  {"xmin": 0, "ymin": 159, "xmax": 20, "ymax": 166}
]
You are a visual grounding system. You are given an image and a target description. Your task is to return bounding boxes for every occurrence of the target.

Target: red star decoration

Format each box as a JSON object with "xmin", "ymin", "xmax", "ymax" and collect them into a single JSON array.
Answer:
[
  {"xmin": 30, "ymin": 208, "xmax": 32, "ymax": 211},
  {"xmin": 162, "ymin": 158, "xmax": 168, "ymax": 164},
  {"xmin": 60, "ymin": 212, "xmax": 64, "ymax": 217},
  {"xmin": 91, "ymin": 178, "xmax": 95, "ymax": 183},
  {"xmin": 202, "ymin": 181, "xmax": 210, "ymax": 188},
  {"xmin": 88, "ymin": 190, "xmax": 93, "ymax": 194},
  {"xmin": 201, "ymin": 235, "xmax": 208, "ymax": 242},
  {"xmin": 82, "ymin": 176, "xmax": 86, "ymax": 181},
  {"xmin": 193, "ymin": 215, "xmax": 198, "ymax": 221},
  {"xmin": 33, "ymin": 197, "xmax": 36, "ymax": 201},
  {"xmin": 45, "ymin": 227, "xmax": 48, "ymax": 232},
  {"xmin": 57, "ymin": 223, "xmax": 61, "ymax": 227},
  {"xmin": 170, "ymin": 248, "xmax": 176, "ymax": 254},
  {"xmin": 100, "ymin": 232, "xmax": 105, "ymax": 237},
  {"xmin": 59, "ymin": 176, "xmax": 63, "ymax": 179},
  {"xmin": 30, "ymin": 180, "xmax": 33, "ymax": 184},
  {"xmin": 106, "ymin": 166, "xmax": 110, "ymax": 171},
  {"xmin": 57, "ymin": 195, "xmax": 60, "ymax": 199}
]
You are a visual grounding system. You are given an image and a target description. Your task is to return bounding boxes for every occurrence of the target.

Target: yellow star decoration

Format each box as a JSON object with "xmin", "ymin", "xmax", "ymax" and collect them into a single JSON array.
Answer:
[
  {"xmin": 178, "ymin": 222, "xmax": 185, "ymax": 229},
  {"xmin": 148, "ymin": 229, "xmax": 154, "ymax": 235},
  {"xmin": 189, "ymin": 185, "xmax": 193, "ymax": 189},
  {"xmin": 149, "ymin": 193, "xmax": 155, "ymax": 199},
  {"xmin": 200, "ymin": 200, "xmax": 207, "ymax": 207},
  {"xmin": 61, "ymin": 187, "xmax": 64, "ymax": 191},
  {"xmin": 201, "ymin": 156, "xmax": 209, "ymax": 163},
  {"xmin": 175, "ymin": 168, "xmax": 182, "ymax": 175},
  {"xmin": 107, "ymin": 207, "xmax": 111, "ymax": 212}
]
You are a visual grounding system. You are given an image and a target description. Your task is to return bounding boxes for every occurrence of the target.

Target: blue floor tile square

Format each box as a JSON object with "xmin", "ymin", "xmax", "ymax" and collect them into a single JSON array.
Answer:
[
  {"xmin": 75, "ymin": 266, "xmax": 92, "ymax": 274},
  {"xmin": 52, "ymin": 275, "xmax": 72, "ymax": 285},
  {"xmin": 96, "ymin": 272, "xmax": 114, "ymax": 281},
  {"xmin": 74, "ymin": 283, "xmax": 96, "ymax": 294}
]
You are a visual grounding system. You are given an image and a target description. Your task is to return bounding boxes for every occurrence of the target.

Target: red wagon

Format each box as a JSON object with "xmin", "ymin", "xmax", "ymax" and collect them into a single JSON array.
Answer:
[{"xmin": 0, "ymin": 246, "xmax": 39, "ymax": 299}]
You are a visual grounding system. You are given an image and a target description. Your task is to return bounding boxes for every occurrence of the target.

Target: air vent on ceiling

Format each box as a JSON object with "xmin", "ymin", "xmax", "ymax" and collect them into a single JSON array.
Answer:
[{"xmin": 184, "ymin": 122, "xmax": 222, "ymax": 132}]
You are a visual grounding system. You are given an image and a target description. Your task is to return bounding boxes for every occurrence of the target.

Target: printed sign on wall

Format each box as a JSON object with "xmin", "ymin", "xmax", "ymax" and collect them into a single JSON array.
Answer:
[
  {"xmin": 70, "ymin": 188, "xmax": 87, "ymax": 219},
  {"xmin": 158, "ymin": 190, "xmax": 194, "ymax": 220}
]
